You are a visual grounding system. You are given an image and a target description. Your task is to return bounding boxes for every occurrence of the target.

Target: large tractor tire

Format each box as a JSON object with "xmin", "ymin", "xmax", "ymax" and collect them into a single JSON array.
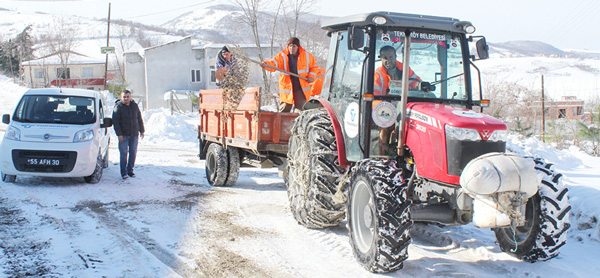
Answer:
[
  {"xmin": 348, "ymin": 159, "xmax": 412, "ymax": 273},
  {"xmin": 494, "ymin": 157, "xmax": 571, "ymax": 262},
  {"xmin": 286, "ymin": 108, "xmax": 345, "ymax": 228}
]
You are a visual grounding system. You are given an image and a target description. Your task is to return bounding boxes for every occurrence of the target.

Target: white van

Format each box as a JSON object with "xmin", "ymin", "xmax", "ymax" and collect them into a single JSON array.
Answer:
[{"xmin": 0, "ymin": 88, "xmax": 112, "ymax": 183}]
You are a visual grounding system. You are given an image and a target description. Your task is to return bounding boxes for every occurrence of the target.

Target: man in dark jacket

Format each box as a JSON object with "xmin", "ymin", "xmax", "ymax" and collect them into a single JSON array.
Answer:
[{"xmin": 112, "ymin": 89, "xmax": 145, "ymax": 179}]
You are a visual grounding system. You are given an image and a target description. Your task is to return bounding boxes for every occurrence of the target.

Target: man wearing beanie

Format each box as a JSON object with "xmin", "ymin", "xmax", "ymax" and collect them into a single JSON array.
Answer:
[{"xmin": 260, "ymin": 37, "xmax": 322, "ymax": 112}]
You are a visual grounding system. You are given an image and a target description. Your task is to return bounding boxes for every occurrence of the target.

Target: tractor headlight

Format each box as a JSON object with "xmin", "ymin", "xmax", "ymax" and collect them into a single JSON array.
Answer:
[
  {"xmin": 73, "ymin": 129, "xmax": 94, "ymax": 142},
  {"xmin": 488, "ymin": 129, "xmax": 507, "ymax": 142},
  {"xmin": 445, "ymin": 125, "xmax": 481, "ymax": 141},
  {"xmin": 4, "ymin": 126, "xmax": 21, "ymax": 141}
]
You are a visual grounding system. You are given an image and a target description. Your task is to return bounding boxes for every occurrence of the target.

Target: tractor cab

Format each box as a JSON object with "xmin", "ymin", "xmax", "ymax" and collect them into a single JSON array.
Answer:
[{"xmin": 320, "ymin": 12, "xmax": 491, "ymax": 161}]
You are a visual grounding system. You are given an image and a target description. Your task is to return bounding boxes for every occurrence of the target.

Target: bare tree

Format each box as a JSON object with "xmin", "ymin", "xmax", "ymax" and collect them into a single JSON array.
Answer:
[
  {"xmin": 282, "ymin": 0, "xmax": 316, "ymax": 38},
  {"xmin": 230, "ymin": 0, "xmax": 277, "ymax": 105}
]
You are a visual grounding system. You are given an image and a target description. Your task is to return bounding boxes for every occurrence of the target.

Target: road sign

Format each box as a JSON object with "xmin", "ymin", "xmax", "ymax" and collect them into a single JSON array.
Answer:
[{"xmin": 101, "ymin": 46, "xmax": 115, "ymax": 54}]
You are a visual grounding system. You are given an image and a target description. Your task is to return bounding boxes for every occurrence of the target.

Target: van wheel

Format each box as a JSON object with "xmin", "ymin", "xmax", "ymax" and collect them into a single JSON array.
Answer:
[
  {"xmin": 102, "ymin": 149, "xmax": 109, "ymax": 168},
  {"xmin": 1, "ymin": 172, "xmax": 16, "ymax": 183},
  {"xmin": 84, "ymin": 153, "xmax": 103, "ymax": 184}
]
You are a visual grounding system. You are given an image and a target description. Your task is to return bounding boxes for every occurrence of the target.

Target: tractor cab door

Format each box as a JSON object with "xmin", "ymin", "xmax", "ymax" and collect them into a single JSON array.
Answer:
[{"xmin": 324, "ymin": 30, "xmax": 368, "ymax": 162}]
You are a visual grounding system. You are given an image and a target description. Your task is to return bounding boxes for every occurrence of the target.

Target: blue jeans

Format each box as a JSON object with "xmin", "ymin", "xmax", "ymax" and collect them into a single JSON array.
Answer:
[{"xmin": 118, "ymin": 136, "xmax": 139, "ymax": 176}]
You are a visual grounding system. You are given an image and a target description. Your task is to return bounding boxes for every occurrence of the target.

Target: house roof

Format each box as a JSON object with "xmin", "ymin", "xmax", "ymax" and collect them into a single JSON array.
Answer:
[{"xmin": 22, "ymin": 51, "xmax": 104, "ymax": 66}]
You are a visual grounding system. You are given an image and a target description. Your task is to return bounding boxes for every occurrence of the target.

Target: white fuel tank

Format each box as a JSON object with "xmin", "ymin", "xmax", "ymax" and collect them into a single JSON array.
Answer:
[{"xmin": 459, "ymin": 153, "xmax": 540, "ymax": 198}]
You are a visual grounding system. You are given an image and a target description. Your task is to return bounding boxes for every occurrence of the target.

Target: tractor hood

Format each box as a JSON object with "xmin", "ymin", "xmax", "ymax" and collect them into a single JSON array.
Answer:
[{"xmin": 407, "ymin": 102, "xmax": 506, "ymax": 134}]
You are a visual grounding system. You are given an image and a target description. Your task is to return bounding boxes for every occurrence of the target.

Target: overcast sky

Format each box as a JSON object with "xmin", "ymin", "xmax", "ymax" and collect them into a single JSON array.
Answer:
[{"xmin": 4, "ymin": 0, "xmax": 600, "ymax": 51}]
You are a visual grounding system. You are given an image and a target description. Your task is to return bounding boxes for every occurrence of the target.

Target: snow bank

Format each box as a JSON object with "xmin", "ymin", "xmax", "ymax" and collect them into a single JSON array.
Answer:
[{"xmin": 142, "ymin": 108, "xmax": 199, "ymax": 145}]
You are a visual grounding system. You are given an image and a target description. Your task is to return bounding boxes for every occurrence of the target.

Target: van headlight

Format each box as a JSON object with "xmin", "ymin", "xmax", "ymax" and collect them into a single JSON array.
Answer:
[
  {"xmin": 445, "ymin": 125, "xmax": 481, "ymax": 141},
  {"xmin": 4, "ymin": 126, "xmax": 21, "ymax": 141},
  {"xmin": 488, "ymin": 129, "xmax": 507, "ymax": 142},
  {"xmin": 73, "ymin": 129, "xmax": 94, "ymax": 142}
]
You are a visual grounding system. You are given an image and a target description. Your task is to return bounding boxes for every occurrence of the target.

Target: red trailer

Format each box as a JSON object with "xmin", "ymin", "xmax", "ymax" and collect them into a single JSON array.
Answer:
[{"xmin": 197, "ymin": 87, "xmax": 298, "ymax": 186}]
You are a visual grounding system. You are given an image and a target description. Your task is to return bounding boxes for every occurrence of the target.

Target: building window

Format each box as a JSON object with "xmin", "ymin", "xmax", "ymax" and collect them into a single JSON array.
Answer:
[
  {"xmin": 57, "ymin": 68, "xmax": 70, "ymax": 79},
  {"xmin": 210, "ymin": 66, "xmax": 216, "ymax": 83},
  {"xmin": 576, "ymin": 106, "xmax": 583, "ymax": 116},
  {"xmin": 191, "ymin": 69, "xmax": 201, "ymax": 83},
  {"xmin": 34, "ymin": 68, "xmax": 45, "ymax": 79},
  {"xmin": 558, "ymin": 109, "xmax": 567, "ymax": 118},
  {"xmin": 82, "ymin": 67, "xmax": 94, "ymax": 78}
]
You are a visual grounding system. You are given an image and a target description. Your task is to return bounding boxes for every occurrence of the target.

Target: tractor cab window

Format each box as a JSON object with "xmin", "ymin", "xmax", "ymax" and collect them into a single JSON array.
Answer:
[
  {"xmin": 369, "ymin": 30, "xmax": 468, "ymax": 158},
  {"xmin": 374, "ymin": 30, "xmax": 467, "ymax": 102}
]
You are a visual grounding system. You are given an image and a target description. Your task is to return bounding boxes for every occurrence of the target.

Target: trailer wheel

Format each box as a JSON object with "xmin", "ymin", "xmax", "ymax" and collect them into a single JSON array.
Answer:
[
  {"xmin": 348, "ymin": 159, "xmax": 411, "ymax": 273},
  {"xmin": 205, "ymin": 143, "xmax": 229, "ymax": 186},
  {"xmin": 286, "ymin": 108, "xmax": 345, "ymax": 228},
  {"xmin": 225, "ymin": 147, "xmax": 240, "ymax": 186},
  {"xmin": 494, "ymin": 158, "xmax": 571, "ymax": 262}
]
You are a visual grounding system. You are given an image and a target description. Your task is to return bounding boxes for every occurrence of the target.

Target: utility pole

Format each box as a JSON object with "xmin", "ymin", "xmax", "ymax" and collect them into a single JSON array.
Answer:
[
  {"xmin": 103, "ymin": 3, "xmax": 111, "ymax": 90},
  {"xmin": 541, "ymin": 75, "xmax": 545, "ymax": 143}
]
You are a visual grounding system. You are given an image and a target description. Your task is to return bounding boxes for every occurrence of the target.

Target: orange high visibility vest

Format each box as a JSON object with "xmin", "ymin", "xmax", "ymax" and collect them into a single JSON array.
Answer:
[
  {"xmin": 263, "ymin": 46, "xmax": 322, "ymax": 104},
  {"xmin": 374, "ymin": 61, "xmax": 421, "ymax": 95}
]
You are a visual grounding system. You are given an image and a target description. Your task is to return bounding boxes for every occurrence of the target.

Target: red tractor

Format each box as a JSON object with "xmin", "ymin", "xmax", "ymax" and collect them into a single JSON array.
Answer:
[{"xmin": 285, "ymin": 12, "xmax": 571, "ymax": 272}]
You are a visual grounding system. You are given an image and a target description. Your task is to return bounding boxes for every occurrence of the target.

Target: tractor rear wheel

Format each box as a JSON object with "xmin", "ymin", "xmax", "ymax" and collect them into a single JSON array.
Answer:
[
  {"xmin": 494, "ymin": 158, "xmax": 571, "ymax": 261},
  {"xmin": 286, "ymin": 108, "xmax": 345, "ymax": 228},
  {"xmin": 348, "ymin": 159, "xmax": 412, "ymax": 273}
]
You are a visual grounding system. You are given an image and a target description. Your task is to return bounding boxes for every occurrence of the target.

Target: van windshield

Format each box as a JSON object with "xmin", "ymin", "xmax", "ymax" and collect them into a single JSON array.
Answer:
[{"xmin": 13, "ymin": 95, "xmax": 96, "ymax": 124}]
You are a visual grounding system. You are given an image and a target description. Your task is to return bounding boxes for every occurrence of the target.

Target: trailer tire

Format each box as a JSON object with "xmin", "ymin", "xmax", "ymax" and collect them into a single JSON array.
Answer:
[
  {"xmin": 206, "ymin": 143, "xmax": 229, "ymax": 186},
  {"xmin": 286, "ymin": 108, "xmax": 345, "ymax": 228},
  {"xmin": 348, "ymin": 159, "xmax": 411, "ymax": 273},
  {"xmin": 494, "ymin": 157, "xmax": 571, "ymax": 262},
  {"xmin": 225, "ymin": 147, "xmax": 240, "ymax": 186}
]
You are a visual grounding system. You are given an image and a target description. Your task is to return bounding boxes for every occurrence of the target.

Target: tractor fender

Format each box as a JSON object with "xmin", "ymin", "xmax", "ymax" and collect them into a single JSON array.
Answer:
[{"xmin": 304, "ymin": 99, "xmax": 348, "ymax": 166}]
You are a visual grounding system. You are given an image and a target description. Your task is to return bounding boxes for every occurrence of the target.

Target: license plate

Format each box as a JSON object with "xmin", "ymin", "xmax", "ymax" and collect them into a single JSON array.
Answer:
[{"xmin": 27, "ymin": 158, "xmax": 60, "ymax": 166}]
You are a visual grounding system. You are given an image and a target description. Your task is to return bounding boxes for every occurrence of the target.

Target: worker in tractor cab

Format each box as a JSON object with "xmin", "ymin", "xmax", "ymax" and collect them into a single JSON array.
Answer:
[
  {"xmin": 374, "ymin": 45, "xmax": 422, "ymax": 95},
  {"xmin": 260, "ymin": 37, "xmax": 324, "ymax": 112}
]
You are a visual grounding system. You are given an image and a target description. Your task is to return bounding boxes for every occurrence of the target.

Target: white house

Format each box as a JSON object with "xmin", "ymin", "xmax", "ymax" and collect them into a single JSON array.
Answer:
[
  {"xmin": 124, "ymin": 37, "xmax": 276, "ymax": 110},
  {"xmin": 22, "ymin": 51, "xmax": 106, "ymax": 90}
]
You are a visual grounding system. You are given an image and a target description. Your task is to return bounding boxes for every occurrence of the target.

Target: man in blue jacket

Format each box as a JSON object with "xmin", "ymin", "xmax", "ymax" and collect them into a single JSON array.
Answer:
[{"xmin": 112, "ymin": 89, "xmax": 145, "ymax": 179}]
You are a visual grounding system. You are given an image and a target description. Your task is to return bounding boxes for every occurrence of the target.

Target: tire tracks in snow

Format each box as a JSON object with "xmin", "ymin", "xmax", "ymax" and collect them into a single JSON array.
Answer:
[
  {"xmin": 78, "ymin": 200, "xmax": 202, "ymax": 277},
  {"xmin": 0, "ymin": 197, "xmax": 53, "ymax": 277}
]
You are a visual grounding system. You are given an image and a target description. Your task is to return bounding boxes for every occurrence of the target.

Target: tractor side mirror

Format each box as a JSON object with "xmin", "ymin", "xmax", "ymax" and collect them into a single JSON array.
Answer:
[
  {"xmin": 474, "ymin": 36, "xmax": 489, "ymax": 60},
  {"xmin": 420, "ymin": 82, "xmax": 436, "ymax": 93},
  {"xmin": 347, "ymin": 26, "xmax": 364, "ymax": 50},
  {"xmin": 2, "ymin": 114, "xmax": 9, "ymax": 124}
]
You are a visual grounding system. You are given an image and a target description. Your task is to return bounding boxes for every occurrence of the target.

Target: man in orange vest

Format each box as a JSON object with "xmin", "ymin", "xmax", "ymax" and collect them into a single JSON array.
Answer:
[
  {"xmin": 374, "ymin": 45, "xmax": 422, "ymax": 95},
  {"xmin": 261, "ymin": 37, "xmax": 322, "ymax": 112}
]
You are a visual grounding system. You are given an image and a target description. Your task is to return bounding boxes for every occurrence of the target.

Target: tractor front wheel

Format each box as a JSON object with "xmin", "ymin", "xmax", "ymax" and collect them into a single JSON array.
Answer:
[
  {"xmin": 348, "ymin": 159, "xmax": 412, "ymax": 273},
  {"xmin": 494, "ymin": 158, "xmax": 571, "ymax": 261}
]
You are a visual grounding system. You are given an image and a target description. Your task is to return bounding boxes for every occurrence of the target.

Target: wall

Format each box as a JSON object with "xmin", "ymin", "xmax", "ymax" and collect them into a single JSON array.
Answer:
[{"xmin": 144, "ymin": 38, "xmax": 193, "ymax": 110}]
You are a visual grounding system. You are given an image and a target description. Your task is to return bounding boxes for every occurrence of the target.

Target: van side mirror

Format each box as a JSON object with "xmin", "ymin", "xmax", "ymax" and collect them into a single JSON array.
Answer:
[
  {"xmin": 347, "ymin": 26, "xmax": 364, "ymax": 50},
  {"xmin": 100, "ymin": 117, "xmax": 113, "ymax": 128},
  {"xmin": 2, "ymin": 114, "xmax": 9, "ymax": 124},
  {"xmin": 472, "ymin": 36, "xmax": 489, "ymax": 60}
]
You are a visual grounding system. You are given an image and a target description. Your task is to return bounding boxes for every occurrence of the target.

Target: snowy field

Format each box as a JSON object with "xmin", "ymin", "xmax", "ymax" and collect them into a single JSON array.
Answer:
[{"xmin": 0, "ymin": 76, "xmax": 599, "ymax": 277}]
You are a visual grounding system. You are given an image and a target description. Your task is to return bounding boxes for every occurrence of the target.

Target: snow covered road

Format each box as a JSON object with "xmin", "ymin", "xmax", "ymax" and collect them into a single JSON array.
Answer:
[{"xmin": 1, "ymin": 140, "xmax": 599, "ymax": 277}]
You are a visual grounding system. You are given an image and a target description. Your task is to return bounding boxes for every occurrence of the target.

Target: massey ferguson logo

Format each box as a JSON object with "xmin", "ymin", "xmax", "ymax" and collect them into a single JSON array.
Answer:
[{"xmin": 480, "ymin": 130, "xmax": 491, "ymax": 140}]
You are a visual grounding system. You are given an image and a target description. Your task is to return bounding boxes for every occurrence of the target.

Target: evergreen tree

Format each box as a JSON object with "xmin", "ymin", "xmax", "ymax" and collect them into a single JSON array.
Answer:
[
  {"xmin": 0, "ymin": 25, "xmax": 34, "ymax": 77},
  {"xmin": 511, "ymin": 116, "xmax": 534, "ymax": 137}
]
